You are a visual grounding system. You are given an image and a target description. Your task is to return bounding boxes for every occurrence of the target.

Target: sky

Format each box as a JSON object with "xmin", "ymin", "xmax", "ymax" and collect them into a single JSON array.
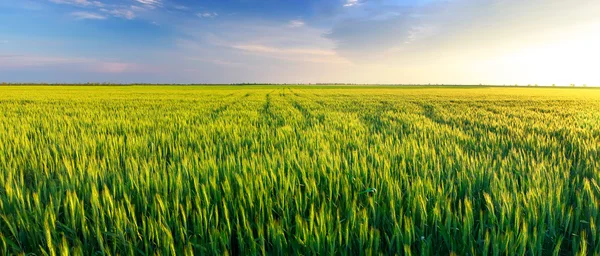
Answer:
[{"xmin": 1, "ymin": 0, "xmax": 599, "ymax": 85}]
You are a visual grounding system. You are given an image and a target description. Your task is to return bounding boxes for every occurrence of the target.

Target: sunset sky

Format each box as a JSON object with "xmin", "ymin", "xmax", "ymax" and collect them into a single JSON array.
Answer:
[{"xmin": 1, "ymin": 0, "xmax": 599, "ymax": 85}]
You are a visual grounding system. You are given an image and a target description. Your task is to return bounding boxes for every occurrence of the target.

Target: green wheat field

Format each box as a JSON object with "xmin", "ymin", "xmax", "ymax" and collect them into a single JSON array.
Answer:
[{"xmin": 1, "ymin": 85, "xmax": 599, "ymax": 255}]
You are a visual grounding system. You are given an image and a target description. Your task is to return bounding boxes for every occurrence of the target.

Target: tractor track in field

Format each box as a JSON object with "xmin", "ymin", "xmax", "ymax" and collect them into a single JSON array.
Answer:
[
  {"xmin": 414, "ymin": 101, "xmax": 476, "ymax": 141},
  {"xmin": 287, "ymin": 89, "xmax": 327, "ymax": 127},
  {"xmin": 210, "ymin": 93, "xmax": 252, "ymax": 120},
  {"xmin": 260, "ymin": 91, "xmax": 285, "ymax": 127},
  {"xmin": 417, "ymin": 100, "xmax": 511, "ymax": 140},
  {"xmin": 355, "ymin": 99, "xmax": 398, "ymax": 135},
  {"xmin": 288, "ymin": 89, "xmax": 326, "ymax": 107},
  {"xmin": 287, "ymin": 98, "xmax": 325, "ymax": 129},
  {"xmin": 413, "ymin": 101, "xmax": 535, "ymax": 160}
]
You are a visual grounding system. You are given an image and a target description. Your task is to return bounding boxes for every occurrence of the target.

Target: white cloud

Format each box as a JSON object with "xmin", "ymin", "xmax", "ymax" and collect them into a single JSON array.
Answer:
[
  {"xmin": 344, "ymin": 0, "xmax": 359, "ymax": 7},
  {"xmin": 403, "ymin": 25, "xmax": 438, "ymax": 44},
  {"xmin": 106, "ymin": 9, "xmax": 135, "ymax": 19},
  {"xmin": 134, "ymin": 0, "xmax": 161, "ymax": 8},
  {"xmin": 174, "ymin": 20, "xmax": 350, "ymax": 67},
  {"xmin": 288, "ymin": 19, "xmax": 305, "ymax": 28},
  {"xmin": 174, "ymin": 5, "xmax": 189, "ymax": 10},
  {"xmin": 49, "ymin": 0, "xmax": 104, "ymax": 7},
  {"xmin": 197, "ymin": 12, "xmax": 218, "ymax": 18},
  {"xmin": 232, "ymin": 44, "xmax": 336, "ymax": 57},
  {"xmin": 71, "ymin": 11, "xmax": 106, "ymax": 20},
  {"xmin": 49, "ymin": 0, "xmax": 141, "ymax": 21},
  {"xmin": 130, "ymin": 5, "xmax": 146, "ymax": 12}
]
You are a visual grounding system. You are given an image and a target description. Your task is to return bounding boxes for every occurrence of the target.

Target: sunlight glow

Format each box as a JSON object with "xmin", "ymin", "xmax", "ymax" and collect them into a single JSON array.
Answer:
[{"xmin": 480, "ymin": 22, "xmax": 600, "ymax": 86}]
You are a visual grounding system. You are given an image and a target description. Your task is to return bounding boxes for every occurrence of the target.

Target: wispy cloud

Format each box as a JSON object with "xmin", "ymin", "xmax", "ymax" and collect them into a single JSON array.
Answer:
[
  {"xmin": 197, "ymin": 12, "xmax": 218, "ymax": 18},
  {"xmin": 167, "ymin": 19, "xmax": 353, "ymax": 82},
  {"xmin": 48, "ymin": 0, "xmax": 145, "ymax": 21},
  {"xmin": 344, "ymin": 0, "xmax": 359, "ymax": 7},
  {"xmin": 49, "ymin": 0, "xmax": 104, "ymax": 7},
  {"xmin": 134, "ymin": 0, "xmax": 161, "ymax": 9},
  {"xmin": 184, "ymin": 56, "xmax": 250, "ymax": 68},
  {"xmin": 201, "ymin": 22, "xmax": 349, "ymax": 64},
  {"xmin": 0, "ymin": 54, "xmax": 143, "ymax": 73},
  {"xmin": 288, "ymin": 19, "xmax": 305, "ymax": 28},
  {"xmin": 0, "ymin": 55, "xmax": 87, "ymax": 68},
  {"xmin": 71, "ymin": 11, "xmax": 106, "ymax": 20},
  {"xmin": 96, "ymin": 62, "xmax": 139, "ymax": 73},
  {"xmin": 174, "ymin": 5, "xmax": 188, "ymax": 11},
  {"xmin": 232, "ymin": 44, "xmax": 336, "ymax": 57},
  {"xmin": 104, "ymin": 8, "xmax": 135, "ymax": 19}
]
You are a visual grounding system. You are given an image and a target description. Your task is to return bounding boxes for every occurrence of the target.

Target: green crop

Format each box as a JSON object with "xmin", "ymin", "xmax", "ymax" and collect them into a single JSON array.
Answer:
[{"xmin": 0, "ymin": 85, "xmax": 599, "ymax": 255}]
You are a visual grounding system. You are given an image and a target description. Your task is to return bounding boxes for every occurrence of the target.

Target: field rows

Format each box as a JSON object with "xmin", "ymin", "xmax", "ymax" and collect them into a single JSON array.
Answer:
[{"xmin": 0, "ymin": 86, "xmax": 599, "ymax": 255}]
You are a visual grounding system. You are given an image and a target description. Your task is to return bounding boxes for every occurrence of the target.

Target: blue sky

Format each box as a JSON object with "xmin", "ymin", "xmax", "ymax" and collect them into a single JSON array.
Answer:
[{"xmin": 1, "ymin": 0, "xmax": 599, "ymax": 84}]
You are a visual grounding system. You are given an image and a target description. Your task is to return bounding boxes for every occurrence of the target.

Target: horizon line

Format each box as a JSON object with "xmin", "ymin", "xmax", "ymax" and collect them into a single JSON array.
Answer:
[{"xmin": 0, "ymin": 83, "xmax": 597, "ymax": 87}]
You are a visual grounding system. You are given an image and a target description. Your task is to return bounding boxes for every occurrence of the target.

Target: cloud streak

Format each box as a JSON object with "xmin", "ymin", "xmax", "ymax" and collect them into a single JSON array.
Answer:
[
  {"xmin": 134, "ymin": 0, "xmax": 162, "ymax": 9},
  {"xmin": 197, "ymin": 12, "xmax": 218, "ymax": 18},
  {"xmin": 104, "ymin": 8, "xmax": 135, "ymax": 19},
  {"xmin": 0, "ymin": 54, "xmax": 144, "ymax": 73},
  {"xmin": 71, "ymin": 11, "xmax": 106, "ymax": 20},
  {"xmin": 343, "ymin": 0, "xmax": 359, "ymax": 7},
  {"xmin": 48, "ymin": 0, "xmax": 146, "ymax": 20},
  {"xmin": 49, "ymin": 0, "xmax": 104, "ymax": 7},
  {"xmin": 288, "ymin": 19, "xmax": 305, "ymax": 28}
]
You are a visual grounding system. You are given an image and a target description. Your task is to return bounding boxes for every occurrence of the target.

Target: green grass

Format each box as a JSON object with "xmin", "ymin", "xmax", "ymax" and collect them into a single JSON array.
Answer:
[{"xmin": 0, "ymin": 85, "xmax": 599, "ymax": 255}]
